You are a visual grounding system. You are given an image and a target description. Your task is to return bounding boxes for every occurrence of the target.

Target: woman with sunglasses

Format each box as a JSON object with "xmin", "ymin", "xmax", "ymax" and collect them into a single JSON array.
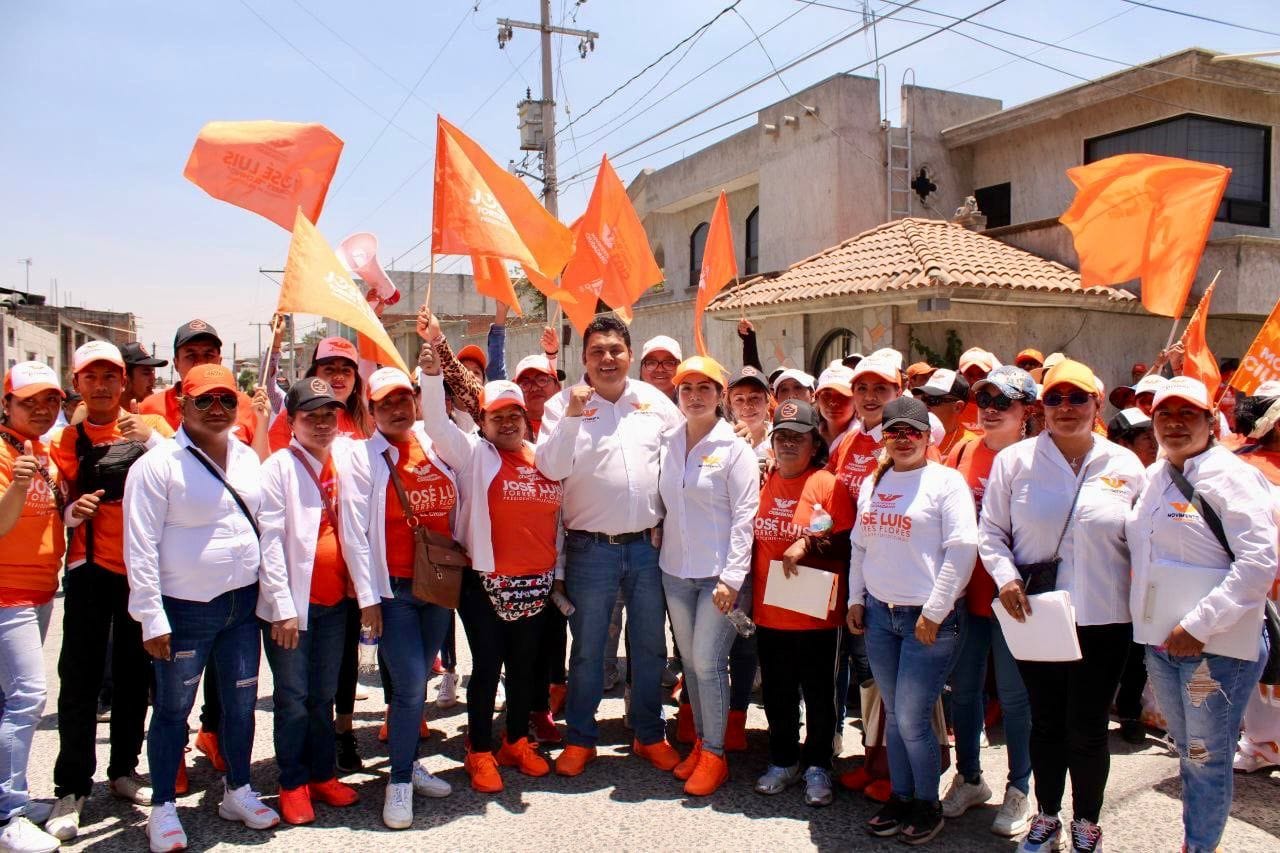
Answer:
[
  {"xmin": 978, "ymin": 359, "xmax": 1145, "ymax": 853},
  {"xmin": 940, "ymin": 366, "xmax": 1038, "ymax": 838},
  {"xmin": 849, "ymin": 396, "xmax": 977, "ymax": 845}
]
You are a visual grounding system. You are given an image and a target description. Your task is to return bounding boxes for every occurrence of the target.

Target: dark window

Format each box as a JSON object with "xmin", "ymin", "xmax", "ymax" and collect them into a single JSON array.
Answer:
[
  {"xmin": 974, "ymin": 183, "xmax": 1011, "ymax": 229},
  {"xmin": 745, "ymin": 207, "xmax": 760, "ymax": 275},
  {"xmin": 811, "ymin": 327, "xmax": 859, "ymax": 376},
  {"xmin": 689, "ymin": 222, "xmax": 709, "ymax": 288},
  {"xmin": 1085, "ymin": 114, "xmax": 1270, "ymax": 227}
]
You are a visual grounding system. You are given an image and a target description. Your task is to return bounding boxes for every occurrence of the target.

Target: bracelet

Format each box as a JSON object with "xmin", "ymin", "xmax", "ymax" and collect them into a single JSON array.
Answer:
[{"xmin": 545, "ymin": 349, "xmax": 559, "ymax": 357}]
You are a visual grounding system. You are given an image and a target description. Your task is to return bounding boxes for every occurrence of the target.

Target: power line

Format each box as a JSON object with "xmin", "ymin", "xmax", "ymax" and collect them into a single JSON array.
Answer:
[{"xmin": 1118, "ymin": 0, "xmax": 1280, "ymax": 39}]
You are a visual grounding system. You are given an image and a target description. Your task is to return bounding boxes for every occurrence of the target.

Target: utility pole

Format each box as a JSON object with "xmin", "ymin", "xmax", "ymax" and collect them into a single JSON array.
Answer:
[{"xmin": 17, "ymin": 258, "xmax": 31, "ymax": 293}]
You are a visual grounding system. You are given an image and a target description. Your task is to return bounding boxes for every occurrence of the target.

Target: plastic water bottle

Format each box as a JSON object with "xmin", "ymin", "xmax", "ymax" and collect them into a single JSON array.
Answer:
[
  {"xmin": 726, "ymin": 608, "xmax": 756, "ymax": 638},
  {"xmin": 358, "ymin": 625, "xmax": 379, "ymax": 674},
  {"xmin": 809, "ymin": 502, "xmax": 833, "ymax": 534}
]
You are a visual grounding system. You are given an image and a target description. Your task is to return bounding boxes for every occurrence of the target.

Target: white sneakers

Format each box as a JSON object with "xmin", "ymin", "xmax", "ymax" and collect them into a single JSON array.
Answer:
[
  {"xmin": 436, "ymin": 671, "xmax": 460, "ymax": 709},
  {"xmin": 42, "ymin": 794, "xmax": 83, "ymax": 841},
  {"xmin": 109, "ymin": 775, "xmax": 153, "ymax": 806},
  {"xmin": 0, "ymin": 816, "xmax": 60, "ymax": 853},
  {"xmin": 941, "ymin": 774, "xmax": 992, "ymax": 818},
  {"xmin": 146, "ymin": 803, "xmax": 187, "ymax": 853},
  {"xmin": 217, "ymin": 782, "xmax": 280, "ymax": 829},
  {"xmin": 382, "ymin": 782, "xmax": 414, "ymax": 830},
  {"xmin": 993, "ymin": 784, "xmax": 1032, "ymax": 837},
  {"xmin": 412, "ymin": 762, "xmax": 452, "ymax": 798}
]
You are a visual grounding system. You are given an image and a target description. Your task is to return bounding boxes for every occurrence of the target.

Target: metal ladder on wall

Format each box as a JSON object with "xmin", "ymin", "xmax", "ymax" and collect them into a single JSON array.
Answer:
[{"xmin": 885, "ymin": 69, "xmax": 915, "ymax": 221}]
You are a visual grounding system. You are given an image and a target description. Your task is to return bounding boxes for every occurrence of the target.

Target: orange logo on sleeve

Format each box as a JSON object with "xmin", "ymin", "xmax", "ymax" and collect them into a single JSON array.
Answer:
[
  {"xmin": 631, "ymin": 402, "xmax": 652, "ymax": 412},
  {"xmin": 1099, "ymin": 475, "xmax": 1127, "ymax": 489}
]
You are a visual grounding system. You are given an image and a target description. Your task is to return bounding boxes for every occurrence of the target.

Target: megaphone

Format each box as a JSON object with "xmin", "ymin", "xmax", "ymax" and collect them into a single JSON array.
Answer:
[{"xmin": 336, "ymin": 232, "xmax": 401, "ymax": 307}]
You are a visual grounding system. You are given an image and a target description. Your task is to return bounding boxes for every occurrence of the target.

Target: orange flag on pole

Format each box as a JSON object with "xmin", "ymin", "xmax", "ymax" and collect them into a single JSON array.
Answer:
[
  {"xmin": 431, "ymin": 116, "xmax": 574, "ymax": 285},
  {"xmin": 1178, "ymin": 276, "xmax": 1220, "ymax": 399},
  {"xmin": 693, "ymin": 191, "xmax": 738, "ymax": 357},
  {"xmin": 183, "ymin": 121, "xmax": 343, "ymax": 231},
  {"xmin": 278, "ymin": 209, "xmax": 408, "ymax": 374},
  {"xmin": 470, "ymin": 255, "xmax": 524, "ymax": 317},
  {"xmin": 1059, "ymin": 153, "xmax": 1230, "ymax": 318},
  {"xmin": 1233, "ymin": 297, "xmax": 1280, "ymax": 396}
]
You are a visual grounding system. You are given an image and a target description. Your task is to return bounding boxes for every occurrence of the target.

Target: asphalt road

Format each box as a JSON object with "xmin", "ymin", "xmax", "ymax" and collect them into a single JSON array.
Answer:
[{"xmin": 27, "ymin": 594, "xmax": 1280, "ymax": 852}]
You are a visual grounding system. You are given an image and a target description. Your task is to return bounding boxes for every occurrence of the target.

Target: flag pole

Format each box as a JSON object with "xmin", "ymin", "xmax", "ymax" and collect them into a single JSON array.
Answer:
[
  {"xmin": 425, "ymin": 253, "xmax": 435, "ymax": 309},
  {"xmin": 1159, "ymin": 268, "xmax": 1221, "ymax": 364}
]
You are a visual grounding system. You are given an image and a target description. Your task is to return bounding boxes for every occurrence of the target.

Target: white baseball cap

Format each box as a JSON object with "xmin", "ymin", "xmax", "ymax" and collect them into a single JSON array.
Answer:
[
  {"xmin": 367, "ymin": 367, "xmax": 414, "ymax": 401},
  {"xmin": 480, "ymin": 380, "xmax": 526, "ymax": 412},
  {"xmin": 514, "ymin": 354, "xmax": 557, "ymax": 381},
  {"xmin": 314, "ymin": 336, "xmax": 360, "ymax": 364},
  {"xmin": 1132, "ymin": 374, "xmax": 1168, "ymax": 397},
  {"xmin": 815, "ymin": 364, "xmax": 854, "ymax": 396},
  {"xmin": 772, "ymin": 368, "xmax": 815, "ymax": 393},
  {"xmin": 641, "ymin": 335, "xmax": 683, "ymax": 362},
  {"xmin": 849, "ymin": 349, "xmax": 903, "ymax": 385},
  {"xmin": 4, "ymin": 362, "xmax": 64, "ymax": 399},
  {"xmin": 958, "ymin": 347, "xmax": 1001, "ymax": 375},
  {"xmin": 1152, "ymin": 376, "xmax": 1211, "ymax": 411},
  {"xmin": 72, "ymin": 341, "xmax": 125, "ymax": 373},
  {"xmin": 1254, "ymin": 380, "xmax": 1280, "ymax": 398}
]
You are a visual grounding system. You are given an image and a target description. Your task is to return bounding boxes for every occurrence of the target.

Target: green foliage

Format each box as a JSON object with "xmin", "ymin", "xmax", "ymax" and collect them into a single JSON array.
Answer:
[
  {"xmin": 237, "ymin": 369, "xmax": 256, "ymax": 393},
  {"xmin": 910, "ymin": 328, "xmax": 964, "ymax": 368}
]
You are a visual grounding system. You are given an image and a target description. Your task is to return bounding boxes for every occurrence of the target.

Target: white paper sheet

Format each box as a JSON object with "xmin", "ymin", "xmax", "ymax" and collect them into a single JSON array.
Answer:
[
  {"xmin": 763, "ymin": 561, "xmax": 838, "ymax": 619},
  {"xmin": 1137, "ymin": 559, "xmax": 1264, "ymax": 661},
  {"xmin": 992, "ymin": 590, "xmax": 1082, "ymax": 662}
]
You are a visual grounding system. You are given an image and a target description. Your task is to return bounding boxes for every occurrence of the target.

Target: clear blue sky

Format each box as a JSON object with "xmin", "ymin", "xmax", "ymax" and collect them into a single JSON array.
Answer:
[{"xmin": 3, "ymin": 0, "xmax": 1275, "ymax": 363}]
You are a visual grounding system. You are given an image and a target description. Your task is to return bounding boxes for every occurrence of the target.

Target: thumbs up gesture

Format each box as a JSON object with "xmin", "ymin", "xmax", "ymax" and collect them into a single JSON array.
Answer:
[
  {"xmin": 71, "ymin": 489, "xmax": 107, "ymax": 521},
  {"xmin": 10, "ymin": 441, "xmax": 39, "ymax": 491},
  {"xmin": 118, "ymin": 401, "xmax": 153, "ymax": 444}
]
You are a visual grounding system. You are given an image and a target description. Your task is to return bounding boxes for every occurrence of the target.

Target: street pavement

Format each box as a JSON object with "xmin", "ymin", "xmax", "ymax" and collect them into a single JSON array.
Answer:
[{"xmin": 28, "ymin": 594, "xmax": 1280, "ymax": 852}]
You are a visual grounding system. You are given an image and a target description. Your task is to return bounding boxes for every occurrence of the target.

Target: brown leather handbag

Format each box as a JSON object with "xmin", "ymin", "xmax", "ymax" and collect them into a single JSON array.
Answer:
[{"xmin": 381, "ymin": 450, "xmax": 468, "ymax": 609}]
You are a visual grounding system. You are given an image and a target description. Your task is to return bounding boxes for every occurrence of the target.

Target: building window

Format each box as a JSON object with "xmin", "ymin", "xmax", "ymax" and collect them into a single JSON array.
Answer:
[
  {"xmin": 1085, "ymin": 114, "xmax": 1270, "ymax": 227},
  {"xmin": 974, "ymin": 183, "xmax": 1011, "ymax": 229},
  {"xmin": 25, "ymin": 352, "xmax": 35, "ymax": 362},
  {"xmin": 5, "ymin": 328, "xmax": 12, "ymax": 346},
  {"xmin": 811, "ymin": 327, "xmax": 859, "ymax": 376},
  {"xmin": 745, "ymin": 207, "xmax": 760, "ymax": 275},
  {"xmin": 689, "ymin": 222, "xmax": 709, "ymax": 289},
  {"xmin": 46, "ymin": 356, "xmax": 54, "ymax": 368}
]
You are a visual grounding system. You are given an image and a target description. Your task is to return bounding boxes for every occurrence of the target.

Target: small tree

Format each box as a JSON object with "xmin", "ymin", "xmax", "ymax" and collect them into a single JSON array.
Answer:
[{"xmin": 237, "ymin": 369, "xmax": 256, "ymax": 393}]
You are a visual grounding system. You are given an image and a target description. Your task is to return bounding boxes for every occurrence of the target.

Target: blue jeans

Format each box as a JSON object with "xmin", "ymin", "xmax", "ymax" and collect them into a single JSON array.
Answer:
[
  {"xmin": 661, "ymin": 574, "xmax": 737, "ymax": 754},
  {"xmin": 380, "ymin": 578, "xmax": 452, "ymax": 783},
  {"xmin": 262, "ymin": 600, "xmax": 351, "ymax": 789},
  {"xmin": 0, "ymin": 605, "xmax": 47, "ymax": 820},
  {"xmin": 150, "ymin": 584, "xmax": 261, "ymax": 805},
  {"xmin": 864, "ymin": 596, "xmax": 964, "ymax": 802},
  {"xmin": 563, "ymin": 532, "xmax": 666, "ymax": 746},
  {"xmin": 951, "ymin": 613, "xmax": 1032, "ymax": 794},
  {"xmin": 1145, "ymin": 636, "xmax": 1268, "ymax": 853}
]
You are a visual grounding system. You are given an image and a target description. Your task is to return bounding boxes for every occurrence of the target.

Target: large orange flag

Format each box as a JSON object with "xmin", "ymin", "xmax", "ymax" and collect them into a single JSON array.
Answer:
[
  {"xmin": 470, "ymin": 255, "xmax": 524, "ymax": 318},
  {"xmin": 1178, "ymin": 278, "xmax": 1220, "ymax": 399},
  {"xmin": 693, "ymin": 191, "xmax": 738, "ymax": 356},
  {"xmin": 523, "ymin": 257, "xmax": 595, "ymax": 335},
  {"xmin": 556, "ymin": 156, "xmax": 664, "ymax": 333},
  {"xmin": 279, "ymin": 209, "xmax": 408, "ymax": 374},
  {"xmin": 1059, "ymin": 153, "xmax": 1230, "ymax": 317},
  {"xmin": 1233, "ymin": 297, "xmax": 1280, "ymax": 396},
  {"xmin": 431, "ymin": 116, "xmax": 574, "ymax": 282},
  {"xmin": 183, "ymin": 121, "xmax": 343, "ymax": 231}
]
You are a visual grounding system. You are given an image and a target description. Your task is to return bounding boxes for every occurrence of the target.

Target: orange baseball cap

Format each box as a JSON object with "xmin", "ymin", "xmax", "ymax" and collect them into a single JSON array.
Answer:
[
  {"xmin": 905, "ymin": 361, "xmax": 936, "ymax": 379},
  {"xmin": 672, "ymin": 355, "xmax": 727, "ymax": 387},
  {"xmin": 4, "ymin": 362, "xmax": 65, "ymax": 400},
  {"xmin": 457, "ymin": 344, "xmax": 487, "ymax": 371},
  {"xmin": 1041, "ymin": 359, "xmax": 1098, "ymax": 395},
  {"xmin": 1015, "ymin": 348, "xmax": 1044, "ymax": 368},
  {"xmin": 182, "ymin": 364, "xmax": 238, "ymax": 397},
  {"xmin": 313, "ymin": 336, "xmax": 359, "ymax": 364}
]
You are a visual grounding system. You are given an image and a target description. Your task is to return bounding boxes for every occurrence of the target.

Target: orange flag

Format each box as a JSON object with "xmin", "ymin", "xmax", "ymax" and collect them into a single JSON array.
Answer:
[
  {"xmin": 693, "ymin": 191, "xmax": 738, "ymax": 356},
  {"xmin": 470, "ymin": 255, "xmax": 523, "ymax": 317},
  {"xmin": 431, "ymin": 116, "xmax": 574, "ymax": 280},
  {"xmin": 183, "ymin": 121, "xmax": 343, "ymax": 231},
  {"xmin": 556, "ymin": 156, "xmax": 664, "ymax": 333},
  {"xmin": 1233, "ymin": 297, "xmax": 1280, "ymax": 396},
  {"xmin": 278, "ymin": 210, "xmax": 408, "ymax": 374},
  {"xmin": 1059, "ymin": 153, "xmax": 1230, "ymax": 317},
  {"xmin": 522, "ymin": 258, "xmax": 595, "ymax": 335},
  {"xmin": 1178, "ymin": 278, "xmax": 1220, "ymax": 399}
]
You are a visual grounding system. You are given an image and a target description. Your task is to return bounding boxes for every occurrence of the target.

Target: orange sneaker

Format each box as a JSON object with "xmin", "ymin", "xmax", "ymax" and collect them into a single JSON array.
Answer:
[
  {"xmin": 175, "ymin": 749, "xmax": 190, "ymax": 796},
  {"xmin": 195, "ymin": 728, "xmax": 227, "ymax": 772},
  {"xmin": 839, "ymin": 765, "xmax": 873, "ymax": 791},
  {"xmin": 279, "ymin": 784, "xmax": 315, "ymax": 825},
  {"xmin": 308, "ymin": 778, "xmax": 359, "ymax": 807},
  {"xmin": 554, "ymin": 745, "xmax": 597, "ymax": 777},
  {"xmin": 496, "ymin": 737, "xmax": 550, "ymax": 777},
  {"xmin": 673, "ymin": 740, "xmax": 703, "ymax": 781},
  {"xmin": 684, "ymin": 750, "xmax": 729, "ymax": 796},
  {"xmin": 465, "ymin": 750, "xmax": 504, "ymax": 793},
  {"xmin": 864, "ymin": 778, "xmax": 892, "ymax": 803},
  {"xmin": 723, "ymin": 709, "xmax": 747, "ymax": 752},
  {"xmin": 548, "ymin": 683, "xmax": 568, "ymax": 717},
  {"xmin": 633, "ymin": 738, "xmax": 680, "ymax": 771},
  {"xmin": 675, "ymin": 703, "xmax": 695, "ymax": 744}
]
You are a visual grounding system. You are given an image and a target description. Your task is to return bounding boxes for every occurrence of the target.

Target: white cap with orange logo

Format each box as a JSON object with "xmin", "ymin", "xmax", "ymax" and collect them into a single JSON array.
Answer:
[{"xmin": 368, "ymin": 367, "xmax": 415, "ymax": 401}]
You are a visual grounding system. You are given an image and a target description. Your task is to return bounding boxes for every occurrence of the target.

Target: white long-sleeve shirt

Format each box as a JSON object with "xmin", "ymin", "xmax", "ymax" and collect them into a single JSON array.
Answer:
[
  {"xmin": 657, "ymin": 419, "xmax": 760, "ymax": 590},
  {"xmin": 848, "ymin": 462, "xmax": 978, "ymax": 623},
  {"xmin": 535, "ymin": 378, "xmax": 681, "ymax": 535},
  {"xmin": 1128, "ymin": 445, "xmax": 1277, "ymax": 648},
  {"xmin": 123, "ymin": 428, "xmax": 271, "ymax": 641},
  {"xmin": 978, "ymin": 432, "xmax": 1146, "ymax": 626}
]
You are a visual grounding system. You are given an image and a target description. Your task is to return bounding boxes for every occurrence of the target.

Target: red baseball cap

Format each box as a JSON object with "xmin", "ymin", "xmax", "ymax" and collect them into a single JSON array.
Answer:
[{"xmin": 457, "ymin": 345, "xmax": 487, "ymax": 371}]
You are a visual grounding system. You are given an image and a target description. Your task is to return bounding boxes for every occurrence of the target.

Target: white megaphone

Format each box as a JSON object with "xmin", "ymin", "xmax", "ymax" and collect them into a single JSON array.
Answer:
[{"xmin": 336, "ymin": 232, "xmax": 401, "ymax": 307}]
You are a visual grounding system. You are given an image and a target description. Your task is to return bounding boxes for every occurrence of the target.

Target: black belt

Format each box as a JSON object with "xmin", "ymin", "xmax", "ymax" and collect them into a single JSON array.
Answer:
[{"xmin": 567, "ymin": 528, "xmax": 649, "ymax": 546}]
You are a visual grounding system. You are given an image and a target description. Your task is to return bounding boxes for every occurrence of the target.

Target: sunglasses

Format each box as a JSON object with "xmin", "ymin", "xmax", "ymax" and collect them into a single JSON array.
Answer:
[
  {"xmin": 1042, "ymin": 389, "xmax": 1093, "ymax": 408},
  {"xmin": 192, "ymin": 393, "xmax": 238, "ymax": 412},
  {"xmin": 884, "ymin": 426, "xmax": 924, "ymax": 440},
  {"xmin": 919, "ymin": 394, "xmax": 956, "ymax": 407},
  {"xmin": 642, "ymin": 358, "xmax": 679, "ymax": 371},
  {"xmin": 975, "ymin": 390, "xmax": 1016, "ymax": 411}
]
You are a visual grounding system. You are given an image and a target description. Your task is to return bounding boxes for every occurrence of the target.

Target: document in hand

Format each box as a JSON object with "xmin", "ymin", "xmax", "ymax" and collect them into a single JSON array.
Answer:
[
  {"xmin": 993, "ymin": 590, "xmax": 1082, "ymax": 662},
  {"xmin": 1137, "ymin": 560, "xmax": 1264, "ymax": 661},
  {"xmin": 764, "ymin": 561, "xmax": 838, "ymax": 620}
]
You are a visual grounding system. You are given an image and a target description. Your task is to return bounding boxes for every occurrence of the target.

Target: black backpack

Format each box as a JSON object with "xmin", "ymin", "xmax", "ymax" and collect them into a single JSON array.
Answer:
[{"xmin": 74, "ymin": 423, "xmax": 147, "ymax": 562}]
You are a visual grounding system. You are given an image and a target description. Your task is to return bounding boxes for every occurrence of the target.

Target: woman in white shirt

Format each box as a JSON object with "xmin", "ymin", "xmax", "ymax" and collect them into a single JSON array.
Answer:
[
  {"xmin": 978, "ymin": 359, "xmax": 1145, "ymax": 853},
  {"xmin": 1127, "ymin": 377, "xmax": 1276, "ymax": 853},
  {"xmin": 658, "ymin": 356, "xmax": 760, "ymax": 797},
  {"xmin": 124, "ymin": 364, "xmax": 290, "ymax": 852},
  {"xmin": 848, "ymin": 396, "xmax": 977, "ymax": 845}
]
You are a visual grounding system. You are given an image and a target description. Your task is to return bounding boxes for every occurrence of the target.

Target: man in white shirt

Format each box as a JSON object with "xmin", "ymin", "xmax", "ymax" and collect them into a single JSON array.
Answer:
[{"xmin": 536, "ymin": 316, "xmax": 683, "ymax": 776}]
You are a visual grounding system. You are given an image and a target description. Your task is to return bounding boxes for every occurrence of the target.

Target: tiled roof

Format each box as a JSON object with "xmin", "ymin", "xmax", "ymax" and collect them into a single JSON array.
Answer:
[{"xmin": 710, "ymin": 217, "xmax": 1133, "ymax": 311}]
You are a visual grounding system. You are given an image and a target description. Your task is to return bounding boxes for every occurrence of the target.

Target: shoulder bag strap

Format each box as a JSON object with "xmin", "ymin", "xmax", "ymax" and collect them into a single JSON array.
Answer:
[
  {"xmin": 74, "ymin": 423, "xmax": 94, "ymax": 564},
  {"xmin": 381, "ymin": 449, "xmax": 418, "ymax": 529},
  {"xmin": 1167, "ymin": 464, "xmax": 1235, "ymax": 562},
  {"xmin": 186, "ymin": 445, "xmax": 260, "ymax": 539},
  {"xmin": 289, "ymin": 447, "xmax": 340, "ymax": 533},
  {"xmin": 1051, "ymin": 461, "xmax": 1092, "ymax": 562}
]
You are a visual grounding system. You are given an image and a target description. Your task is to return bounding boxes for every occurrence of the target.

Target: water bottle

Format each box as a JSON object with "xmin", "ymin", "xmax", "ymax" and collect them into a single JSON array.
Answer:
[
  {"xmin": 809, "ymin": 502, "xmax": 833, "ymax": 534},
  {"xmin": 726, "ymin": 607, "xmax": 756, "ymax": 638},
  {"xmin": 358, "ymin": 625, "xmax": 379, "ymax": 674}
]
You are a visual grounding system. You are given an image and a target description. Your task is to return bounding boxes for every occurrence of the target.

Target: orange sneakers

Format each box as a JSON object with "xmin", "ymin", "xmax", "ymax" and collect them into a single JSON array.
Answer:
[
  {"xmin": 684, "ymin": 750, "xmax": 729, "ymax": 796},
  {"xmin": 279, "ymin": 785, "xmax": 315, "ymax": 825},
  {"xmin": 554, "ymin": 745, "xmax": 597, "ymax": 777},
  {"xmin": 465, "ymin": 750, "xmax": 504, "ymax": 793},
  {"xmin": 724, "ymin": 709, "xmax": 748, "ymax": 752},
  {"xmin": 633, "ymin": 738, "xmax": 680, "ymax": 771},
  {"xmin": 378, "ymin": 707, "xmax": 432, "ymax": 742},
  {"xmin": 675, "ymin": 703, "xmax": 696, "ymax": 744},
  {"xmin": 864, "ymin": 778, "xmax": 892, "ymax": 803},
  {"xmin": 673, "ymin": 740, "xmax": 703, "ymax": 781},
  {"xmin": 195, "ymin": 728, "xmax": 227, "ymax": 772},
  {"xmin": 497, "ymin": 737, "xmax": 550, "ymax": 777},
  {"xmin": 840, "ymin": 765, "xmax": 874, "ymax": 791},
  {"xmin": 308, "ymin": 778, "xmax": 359, "ymax": 807}
]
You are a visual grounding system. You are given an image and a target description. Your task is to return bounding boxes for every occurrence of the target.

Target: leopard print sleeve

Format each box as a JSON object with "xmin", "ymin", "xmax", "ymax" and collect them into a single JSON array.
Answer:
[{"xmin": 434, "ymin": 337, "xmax": 483, "ymax": 422}]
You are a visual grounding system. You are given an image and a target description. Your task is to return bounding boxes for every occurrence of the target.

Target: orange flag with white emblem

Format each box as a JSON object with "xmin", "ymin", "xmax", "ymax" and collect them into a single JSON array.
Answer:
[
  {"xmin": 278, "ymin": 209, "xmax": 408, "ymax": 373},
  {"xmin": 693, "ymin": 191, "xmax": 738, "ymax": 356},
  {"xmin": 183, "ymin": 121, "xmax": 343, "ymax": 231},
  {"xmin": 1060, "ymin": 153, "xmax": 1230, "ymax": 318},
  {"xmin": 1232, "ymin": 297, "xmax": 1280, "ymax": 396},
  {"xmin": 1178, "ymin": 277, "xmax": 1220, "ymax": 399}
]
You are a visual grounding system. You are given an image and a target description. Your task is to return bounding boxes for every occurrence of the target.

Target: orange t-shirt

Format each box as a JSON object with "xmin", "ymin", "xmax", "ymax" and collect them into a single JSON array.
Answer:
[
  {"xmin": 959, "ymin": 400, "xmax": 981, "ymax": 434},
  {"xmin": 939, "ymin": 424, "xmax": 980, "ymax": 458},
  {"xmin": 307, "ymin": 455, "xmax": 350, "ymax": 606},
  {"xmin": 828, "ymin": 429, "xmax": 882, "ymax": 505},
  {"xmin": 384, "ymin": 438, "xmax": 456, "ymax": 579},
  {"xmin": 528, "ymin": 416, "xmax": 543, "ymax": 439},
  {"xmin": 268, "ymin": 407, "xmax": 365, "ymax": 452},
  {"xmin": 0, "ymin": 428, "xmax": 64, "ymax": 605},
  {"xmin": 1239, "ymin": 446, "xmax": 1280, "ymax": 487},
  {"xmin": 751, "ymin": 468, "xmax": 855, "ymax": 631},
  {"xmin": 139, "ymin": 385, "xmax": 258, "ymax": 446},
  {"xmin": 50, "ymin": 415, "xmax": 173, "ymax": 574},
  {"xmin": 946, "ymin": 436, "xmax": 999, "ymax": 617},
  {"xmin": 487, "ymin": 446, "xmax": 562, "ymax": 576}
]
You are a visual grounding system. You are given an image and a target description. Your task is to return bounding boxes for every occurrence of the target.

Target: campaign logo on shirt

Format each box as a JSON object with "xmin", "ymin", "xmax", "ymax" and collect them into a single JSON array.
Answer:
[
  {"xmin": 501, "ymin": 472, "xmax": 562, "ymax": 503},
  {"xmin": 872, "ymin": 492, "xmax": 902, "ymax": 508},
  {"xmin": 409, "ymin": 462, "xmax": 444, "ymax": 482},
  {"xmin": 860, "ymin": 496, "xmax": 912, "ymax": 541},
  {"xmin": 1167, "ymin": 501, "xmax": 1199, "ymax": 522},
  {"xmin": 768, "ymin": 497, "xmax": 798, "ymax": 518},
  {"xmin": 632, "ymin": 402, "xmax": 652, "ymax": 412},
  {"xmin": 581, "ymin": 408, "xmax": 599, "ymax": 421},
  {"xmin": 755, "ymin": 512, "xmax": 802, "ymax": 542},
  {"xmin": 1097, "ymin": 475, "xmax": 1130, "ymax": 496},
  {"xmin": 699, "ymin": 454, "xmax": 723, "ymax": 470}
]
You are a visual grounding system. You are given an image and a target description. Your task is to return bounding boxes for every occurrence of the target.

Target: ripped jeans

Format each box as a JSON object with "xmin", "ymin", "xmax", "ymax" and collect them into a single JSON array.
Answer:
[
  {"xmin": 1145, "ymin": 637, "xmax": 1267, "ymax": 853},
  {"xmin": 149, "ymin": 583, "xmax": 261, "ymax": 805}
]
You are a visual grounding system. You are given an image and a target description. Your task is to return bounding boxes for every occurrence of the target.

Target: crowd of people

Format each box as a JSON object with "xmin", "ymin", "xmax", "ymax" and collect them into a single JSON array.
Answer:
[{"xmin": 0, "ymin": 306, "xmax": 1275, "ymax": 853}]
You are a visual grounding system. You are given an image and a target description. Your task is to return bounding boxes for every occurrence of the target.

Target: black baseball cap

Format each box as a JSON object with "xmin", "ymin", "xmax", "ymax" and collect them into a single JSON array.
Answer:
[
  {"xmin": 772, "ymin": 399, "xmax": 820, "ymax": 433},
  {"xmin": 286, "ymin": 377, "xmax": 341, "ymax": 415},
  {"xmin": 173, "ymin": 319, "xmax": 223, "ymax": 351},
  {"xmin": 120, "ymin": 341, "xmax": 167, "ymax": 368},
  {"xmin": 882, "ymin": 396, "xmax": 930, "ymax": 432},
  {"xmin": 727, "ymin": 365, "xmax": 770, "ymax": 393}
]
